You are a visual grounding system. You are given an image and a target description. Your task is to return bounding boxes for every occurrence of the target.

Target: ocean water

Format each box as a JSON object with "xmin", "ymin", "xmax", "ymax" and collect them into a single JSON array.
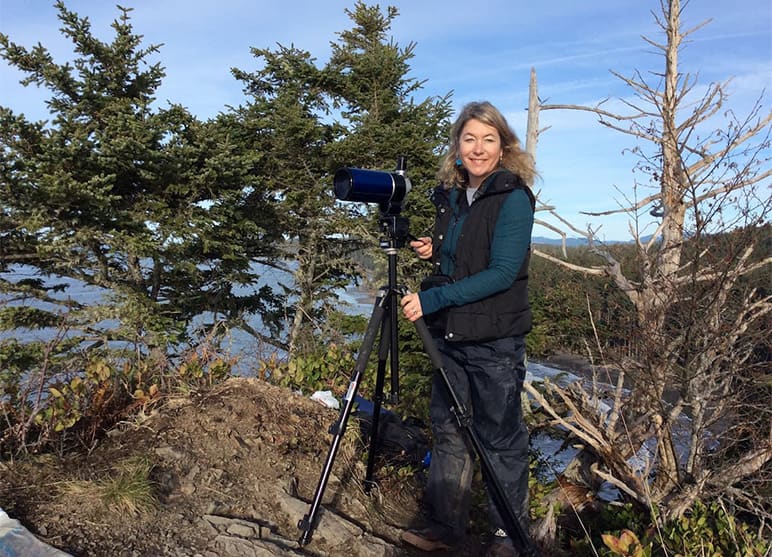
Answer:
[{"xmin": 0, "ymin": 263, "xmax": 371, "ymax": 364}]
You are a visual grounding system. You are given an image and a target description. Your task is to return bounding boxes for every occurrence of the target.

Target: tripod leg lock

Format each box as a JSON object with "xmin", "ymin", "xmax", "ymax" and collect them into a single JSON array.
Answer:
[
  {"xmin": 298, "ymin": 514, "xmax": 314, "ymax": 545},
  {"xmin": 451, "ymin": 405, "xmax": 473, "ymax": 429}
]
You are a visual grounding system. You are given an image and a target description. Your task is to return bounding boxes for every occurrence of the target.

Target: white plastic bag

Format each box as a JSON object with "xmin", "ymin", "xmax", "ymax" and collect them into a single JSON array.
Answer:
[{"xmin": 310, "ymin": 390, "xmax": 340, "ymax": 410}]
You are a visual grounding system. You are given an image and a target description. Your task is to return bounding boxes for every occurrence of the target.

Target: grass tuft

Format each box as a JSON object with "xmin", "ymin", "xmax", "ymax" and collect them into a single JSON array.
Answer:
[{"xmin": 63, "ymin": 456, "xmax": 157, "ymax": 517}]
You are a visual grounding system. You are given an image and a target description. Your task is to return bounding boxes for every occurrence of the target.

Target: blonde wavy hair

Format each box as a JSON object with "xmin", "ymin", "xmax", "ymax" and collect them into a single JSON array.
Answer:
[{"xmin": 437, "ymin": 101, "xmax": 537, "ymax": 188}]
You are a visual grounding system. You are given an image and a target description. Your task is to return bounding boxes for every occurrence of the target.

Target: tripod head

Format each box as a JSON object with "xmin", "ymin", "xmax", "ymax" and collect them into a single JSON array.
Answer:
[{"xmin": 379, "ymin": 214, "xmax": 410, "ymax": 250}]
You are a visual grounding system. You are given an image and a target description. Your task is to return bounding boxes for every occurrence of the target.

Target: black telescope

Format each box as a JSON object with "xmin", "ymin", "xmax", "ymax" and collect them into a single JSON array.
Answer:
[{"xmin": 333, "ymin": 156, "xmax": 411, "ymax": 215}]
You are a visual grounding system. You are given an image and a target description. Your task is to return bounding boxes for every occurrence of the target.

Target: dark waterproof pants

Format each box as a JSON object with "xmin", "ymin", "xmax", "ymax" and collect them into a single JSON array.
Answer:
[{"xmin": 425, "ymin": 335, "xmax": 530, "ymax": 541}]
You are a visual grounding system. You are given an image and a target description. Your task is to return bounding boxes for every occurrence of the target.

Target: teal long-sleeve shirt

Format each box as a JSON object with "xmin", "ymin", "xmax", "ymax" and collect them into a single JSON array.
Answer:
[{"xmin": 418, "ymin": 187, "xmax": 534, "ymax": 316}]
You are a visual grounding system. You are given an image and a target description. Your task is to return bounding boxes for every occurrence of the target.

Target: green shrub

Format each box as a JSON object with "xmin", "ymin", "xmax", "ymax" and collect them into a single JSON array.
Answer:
[
  {"xmin": 267, "ymin": 342, "xmax": 356, "ymax": 396},
  {"xmin": 662, "ymin": 501, "xmax": 769, "ymax": 557},
  {"xmin": 568, "ymin": 501, "xmax": 768, "ymax": 557}
]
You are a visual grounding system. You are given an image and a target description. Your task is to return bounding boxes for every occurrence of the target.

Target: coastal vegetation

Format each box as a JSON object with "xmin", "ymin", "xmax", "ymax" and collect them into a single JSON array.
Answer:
[{"xmin": 1, "ymin": 1, "xmax": 769, "ymax": 555}]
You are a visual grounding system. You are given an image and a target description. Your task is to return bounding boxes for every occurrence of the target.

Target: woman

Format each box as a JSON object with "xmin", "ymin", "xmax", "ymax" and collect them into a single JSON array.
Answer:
[{"xmin": 400, "ymin": 101, "xmax": 536, "ymax": 557}]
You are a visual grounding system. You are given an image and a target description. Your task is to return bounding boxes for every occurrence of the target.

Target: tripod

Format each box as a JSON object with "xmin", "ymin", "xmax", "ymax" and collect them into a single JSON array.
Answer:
[
  {"xmin": 298, "ymin": 215, "xmax": 409, "ymax": 546},
  {"xmin": 297, "ymin": 216, "xmax": 540, "ymax": 557}
]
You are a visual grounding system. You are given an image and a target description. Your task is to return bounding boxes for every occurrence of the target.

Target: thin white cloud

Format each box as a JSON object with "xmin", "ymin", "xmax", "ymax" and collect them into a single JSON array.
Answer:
[{"xmin": 1, "ymin": 0, "xmax": 769, "ymax": 239}]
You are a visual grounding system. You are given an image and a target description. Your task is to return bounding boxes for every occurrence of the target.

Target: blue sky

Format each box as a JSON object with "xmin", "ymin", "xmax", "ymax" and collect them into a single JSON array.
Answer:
[{"xmin": 1, "ymin": 0, "xmax": 770, "ymax": 239}]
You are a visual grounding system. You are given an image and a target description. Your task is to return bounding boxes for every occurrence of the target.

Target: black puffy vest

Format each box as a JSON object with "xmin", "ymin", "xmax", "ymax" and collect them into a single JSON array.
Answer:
[{"xmin": 430, "ymin": 170, "xmax": 535, "ymax": 342}]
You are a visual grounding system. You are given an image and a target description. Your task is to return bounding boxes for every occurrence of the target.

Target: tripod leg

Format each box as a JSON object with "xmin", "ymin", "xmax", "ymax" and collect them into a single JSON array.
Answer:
[
  {"xmin": 364, "ymin": 307, "xmax": 392, "ymax": 492},
  {"xmin": 412, "ymin": 318, "xmax": 542, "ymax": 557},
  {"xmin": 365, "ymin": 247, "xmax": 403, "ymax": 490},
  {"xmin": 298, "ymin": 289, "xmax": 390, "ymax": 546}
]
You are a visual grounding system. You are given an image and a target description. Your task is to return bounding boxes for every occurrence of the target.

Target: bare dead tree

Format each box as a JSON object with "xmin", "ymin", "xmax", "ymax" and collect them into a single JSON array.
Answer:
[{"xmin": 525, "ymin": 0, "xmax": 772, "ymax": 528}]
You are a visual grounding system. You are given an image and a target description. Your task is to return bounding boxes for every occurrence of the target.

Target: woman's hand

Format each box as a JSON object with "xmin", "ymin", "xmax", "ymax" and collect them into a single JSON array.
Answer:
[
  {"xmin": 410, "ymin": 236, "xmax": 432, "ymax": 260},
  {"xmin": 400, "ymin": 292, "xmax": 423, "ymax": 322}
]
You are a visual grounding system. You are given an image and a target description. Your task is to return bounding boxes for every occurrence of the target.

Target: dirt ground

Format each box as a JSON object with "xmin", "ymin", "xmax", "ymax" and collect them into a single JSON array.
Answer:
[{"xmin": 0, "ymin": 377, "xmax": 496, "ymax": 556}]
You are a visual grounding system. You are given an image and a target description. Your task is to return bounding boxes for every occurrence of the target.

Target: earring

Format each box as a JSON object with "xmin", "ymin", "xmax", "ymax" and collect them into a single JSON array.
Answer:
[{"xmin": 455, "ymin": 158, "xmax": 463, "ymax": 167}]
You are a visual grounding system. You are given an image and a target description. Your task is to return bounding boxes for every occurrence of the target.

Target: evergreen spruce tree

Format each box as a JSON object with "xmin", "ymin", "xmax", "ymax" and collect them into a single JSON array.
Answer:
[
  {"xmin": 0, "ymin": 3, "xmax": 284, "ymax": 372},
  {"xmin": 230, "ymin": 2, "xmax": 451, "ymax": 359}
]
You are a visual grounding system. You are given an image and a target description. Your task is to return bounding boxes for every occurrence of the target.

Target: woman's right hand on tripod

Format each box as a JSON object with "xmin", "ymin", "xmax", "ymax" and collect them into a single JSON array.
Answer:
[
  {"xmin": 400, "ymin": 292, "xmax": 423, "ymax": 322},
  {"xmin": 410, "ymin": 236, "xmax": 432, "ymax": 260}
]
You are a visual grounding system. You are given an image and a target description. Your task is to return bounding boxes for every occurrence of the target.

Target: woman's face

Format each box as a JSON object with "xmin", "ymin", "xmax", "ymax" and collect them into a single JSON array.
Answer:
[{"xmin": 458, "ymin": 118, "xmax": 503, "ymax": 188}]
